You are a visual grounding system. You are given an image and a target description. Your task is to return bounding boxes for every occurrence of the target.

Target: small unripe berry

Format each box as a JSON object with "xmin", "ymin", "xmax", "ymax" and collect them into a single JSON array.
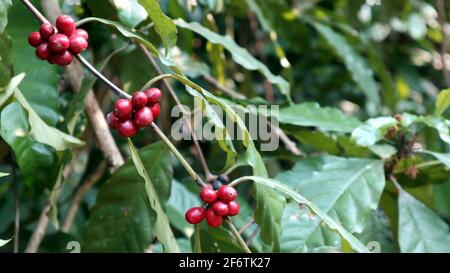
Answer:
[
  {"xmin": 106, "ymin": 112, "xmax": 120, "ymax": 129},
  {"xmin": 212, "ymin": 180, "xmax": 223, "ymax": 190},
  {"xmin": 56, "ymin": 15, "xmax": 76, "ymax": 36},
  {"xmin": 36, "ymin": 43, "xmax": 50, "ymax": 60},
  {"xmin": 145, "ymin": 87, "xmax": 162, "ymax": 104},
  {"xmin": 185, "ymin": 207, "xmax": 205, "ymax": 224},
  {"xmin": 227, "ymin": 201, "xmax": 240, "ymax": 216},
  {"xmin": 217, "ymin": 185, "xmax": 237, "ymax": 202},
  {"xmin": 72, "ymin": 29, "xmax": 89, "ymax": 40},
  {"xmin": 117, "ymin": 120, "xmax": 138, "ymax": 138},
  {"xmin": 131, "ymin": 91, "xmax": 148, "ymax": 108},
  {"xmin": 69, "ymin": 35, "xmax": 88, "ymax": 54},
  {"xmin": 205, "ymin": 209, "xmax": 222, "ymax": 227},
  {"xmin": 150, "ymin": 103, "xmax": 160, "ymax": 119},
  {"xmin": 218, "ymin": 174, "xmax": 229, "ymax": 184},
  {"xmin": 134, "ymin": 107, "xmax": 153, "ymax": 128},
  {"xmin": 212, "ymin": 201, "xmax": 229, "ymax": 217},
  {"xmin": 28, "ymin": 32, "xmax": 42, "ymax": 47},
  {"xmin": 199, "ymin": 187, "xmax": 217, "ymax": 204},
  {"xmin": 48, "ymin": 34, "xmax": 70, "ymax": 54},
  {"xmin": 39, "ymin": 23, "xmax": 55, "ymax": 40},
  {"xmin": 54, "ymin": 51, "xmax": 73, "ymax": 66},
  {"xmin": 113, "ymin": 99, "xmax": 133, "ymax": 120}
]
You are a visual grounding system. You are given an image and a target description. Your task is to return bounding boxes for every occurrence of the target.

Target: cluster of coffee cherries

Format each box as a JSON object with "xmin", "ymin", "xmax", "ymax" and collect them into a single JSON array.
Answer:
[
  {"xmin": 106, "ymin": 88, "xmax": 162, "ymax": 138},
  {"xmin": 185, "ymin": 184, "xmax": 240, "ymax": 227},
  {"xmin": 28, "ymin": 15, "xmax": 88, "ymax": 66}
]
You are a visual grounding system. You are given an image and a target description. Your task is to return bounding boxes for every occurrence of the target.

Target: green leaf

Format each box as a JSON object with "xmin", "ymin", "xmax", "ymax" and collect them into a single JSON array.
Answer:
[
  {"xmin": 421, "ymin": 150, "xmax": 450, "ymax": 168},
  {"xmin": 276, "ymin": 156, "xmax": 385, "ymax": 234},
  {"xmin": 128, "ymin": 139, "xmax": 180, "ymax": 253},
  {"xmin": 312, "ymin": 22, "xmax": 380, "ymax": 114},
  {"xmin": 83, "ymin": 142, "xmax": 174, "ymax": 253},
  {"xmin": 351, "ymin": 117, "xmax": 398, "ymax": 147},
  {"xmin": 191, "ymin": 222, "xmax": 245, "ymax": 253},
  {"xmin": 435, "ymin": 89, "xmax": 450, "ymax": 116},
  {"xmin": 167, "ymin": 180, "xmax": 200, "ymax": 237},
  {"xmin": 355, "ymin": 210, "xmax": 397, "ymax": 253},
  {"xmin": 0, "ymin": 102, "xmax": 60, "ymax": 191},
  {"xmin": 278, "ymin": 102, "xmax": 361, "ymax": 133},
  {"xmin": 110, "ymin": 0, "xmax": 147, "ymax": 28},
  {"xmin": 280, "ymin": 202, "xmax": 341, "ymax": 252},
  {"xmin": 175, "ymin": 18, "xmax": 291, "ymax": 101},
  {"xmin": 231, "ymin": 176, "xmax": 370, "ymax": 253},
  {"xmin": 398, "ymin": 187, "xmax": 450, "ymax": 253},
  {"xmin": 14, "ymin": 90, "xmax": 84, "ymax": 151},
  {"xmin": 0, "ymin": 172, "xmax": 8, "ymax": 177},
  {"xmin": 138, "ymin": 0, "xmax": 177, "ymax": 51},
  {"xmin": 368, "ymin": 144, "xmax": 397, "ymax": 159},
  {"xmin": 0, "ymin": 0, "xmax": 11, "ymax": 32},
  {"xmin": 0, "ymin": 18, "xmax": 11, "ymax": 87},
  {"xmin": 0, "ymin": 73, "xmax": 24, "ymax": 107},
  {"xmin": 0, "ymin": 237, "xmax": 11, "ymax": 247}
]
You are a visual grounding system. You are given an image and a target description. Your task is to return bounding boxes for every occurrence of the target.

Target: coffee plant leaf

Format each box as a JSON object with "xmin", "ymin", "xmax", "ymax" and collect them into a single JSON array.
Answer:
[
  {"xmin": 0, "ymin": 73, "xmax": 23, "ymax": 107},
  {"xmin": 0, "ymin": 237, "xmax": 11, "ymax": 247},
  {"xmin": 0, "ymin": 29, "xmax": 11, "ymax": 88},
  {"xmin": 435, "ymin": 89, "xmax": 450, "ymax": 117},
  {"xmin": 110, "ymin": 0, "xmax": 147, "ymax": 28},
  {"xmin": 191, "ymin": 221, "xmax": 245, "ymax": 253},
  {"xmin": 355, "ymin": 209, "xmax": 397, "ymax": 253},
  {"xmin": 0, "ymin": 0, "xmax": 11, "ymax": 32},
  {"xmin": 351, "ymin": 117, "xmax": 398, "ymax": 147},
  {"xmin": 398, "ymin": 187, "xmax": 450, "ymax": 253},
  {"xmin": 83, "ymin": 142, "xmax": 174, "ymax": 253},
  {"xmin": 276, "ymin": 156, "xmax": 385, "ymax": 234},
  {"xmin": 174, "ymin": 18, "xmax": 291, "ymax": 102},
  {"xmin": 278, "ymin": 102, "xmax": 361, "ymax": 133},
  {"xmin": 151, "ymin": 238, "xmax": 192, "ymax": 253},
  {"xmin": 421, "ymin": 150, "xmax": 450, "ymax": 168}
]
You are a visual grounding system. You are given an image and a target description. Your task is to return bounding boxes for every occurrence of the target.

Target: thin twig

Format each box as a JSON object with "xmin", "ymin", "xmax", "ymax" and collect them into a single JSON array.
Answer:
[
  {"xmin": 245, "ymin": 226, "xmax": 259, "ymax": 246},
  {"xmin": 238, "ymin": 218, "xmax": 255, "ymax": 234},
  {"xmin": 61, "ymin": 161, "xmax": 107, "ymax": 233},
  {"xmin": 202, "ymin": 75, "xmax": 246, "ymax": 99},
  {"xmin": 437, "ymin": 0, "xmax": 450, "ymax": 86},
  {"xmin": 11, "ymin": 154, "xmax": 19, "ymax": 253},
  {"xmin": 139, "ymin": 44, "xmax": 216, "ymax": 182},
  {"xmin": 225, "ymin": 218, "xmax": 252, "ymax": 253}
]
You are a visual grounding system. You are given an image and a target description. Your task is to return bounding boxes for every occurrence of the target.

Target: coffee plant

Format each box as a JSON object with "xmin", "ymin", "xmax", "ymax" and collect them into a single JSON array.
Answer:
[{"xmin": 0, "ymin": 0, "xmax": 450, "ymax": 254}]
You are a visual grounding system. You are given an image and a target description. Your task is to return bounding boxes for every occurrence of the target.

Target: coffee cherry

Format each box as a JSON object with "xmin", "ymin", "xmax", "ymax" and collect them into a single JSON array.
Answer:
[
  {"xmin": 145, "ymin": 87, "xmax": 162, "ymax": 104},
  {"xmin": 212, "ymin": 201, "xmax": 229, "ymax": 217},
  {"xmin": 56, "ymin": 15, "xmax": 76, "ymax": 36},
  {"xmin": 69, "ymin": 35, "xmax": 88, "ymax": 54},
  {"xmin": 113, "ymin": 99, "xmax": 133, "ymax": 120},
  {"xmin": 200, "ymin": 187, "xmax": 217, "ymax": 204},
  {"xmin": 28, "ymin": 32, "xmax": 42, "ymax": 47},
  {"xmin": 134, "ymin": 107, "xmax": 153, "ymax": 128},
  {"xmin": 185, "ymin": 207, "xmax": 205, "ymax": 224},
  {"xmin": 35, "ymin": 43, "xmax": 50, "ymax": 60},
  {"xmin": 72, "ymin": 29, "xmax": 89, "ymax": 40},
  {"xmin": 54, "ymin": 51, "xmax": 73, "ymax": 66},
  {"xmin": 217, "ymin": 185, "xmax": 237, "ymax": 202},
  {"xmin": 47, "ymin": 53, "xmax": 57, "ymax": 64},
  {"xmin": 39, "ymin": 23, "xmax": 55, "ymax": 40},
  {"xmin": 205, "ymin": 209, "xmax": 222, "ymax": 227},
  {"xmin": 150, "ymin": 103, "xmax": 160, "ymax": 119},
  {"xmin": 48, "ymin": 34, "xmax": 70, "ymax": 54},
  {"xmin": 106, "ymin": 112, "xmax": 120, "ymax": 129},
  {"xmin": 131, "ymin": 91, "xmax": 148, "ymax": 108},
  {"xmin": 117, "ymin": 120, "xmax": 138, "ymax": 138},
  {"xmin": 227, "ymin": 201, "xmax": 240, "ymax": 216}
]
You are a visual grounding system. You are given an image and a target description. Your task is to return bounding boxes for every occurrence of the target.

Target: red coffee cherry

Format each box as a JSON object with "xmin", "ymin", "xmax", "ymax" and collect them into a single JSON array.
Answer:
[
  {"xmin": 113, "ymin": 99, "xmax": 133, "ymax": 120},
  {"xmin": 145, "ymin": 87, "xmax": 162, "ymax": 104},
  {"xmin": 133, "ymin": 107, "xmax": 153, "ymax": 128},
  {"xmin": 69, "ymin": 35, "xmax": 88, "ymax": 54},
  {"xmin": 54, "ymin": 51, "xmax": 73, "ymax": 66},
  {"xmin": 150, "ymin": 103, "xmax": 160, "ymax": 119},
  {"xmin": 212, "ymin": 201, "xmax": 229, "ymax": 217},
  {"xmin": 217, "ymin": 185, "xmax": 237, "ymax": 202},
  {"xmin": 56, "ymin": 15, "xmax": 76, "ymax": 36},
  {"xmin": 72, "ymin": 29, "xmax": 89, "ymax": 40},
  {"xmin": 35, "ymin": 43, "xmax": 50, "ymax": 60},
  {"xmin": 106, "ymin": 112, "xmax": 120, "ymax": 129},
  {"xmin": 39, "ymin": 23, "xmax": 55, "ymax": 40},
  {"xmin": 48, "ymin": 34, "xmax": 70, "ymax": 54},
  {"xmin": 28, "ymin": 32, "xmax": 42, "ymax": 47},
  {"xmin": 117, "ymin": 120, "xmax": 138, "ymax": 138},
  {"xmin": 227, "ymin": 201, "xmax": 240, "ymax": 216},
  {"xmin": 205, "ymin": 209, "xmax": 222, "ymax": 227},
  {"xmin": 185, "ymin": 207, "xmax": 205, "ymax": 224},
  {"xmin": 131, "ymin": 91, "xmax": 148, "ymax": 108},
  {"xmin": 199, "ymin": 187, "xmax": 217, "ymax": 204},
  {"xmin": 47, "ymin": 53, "xmax": 57, "ymax": 64}
]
